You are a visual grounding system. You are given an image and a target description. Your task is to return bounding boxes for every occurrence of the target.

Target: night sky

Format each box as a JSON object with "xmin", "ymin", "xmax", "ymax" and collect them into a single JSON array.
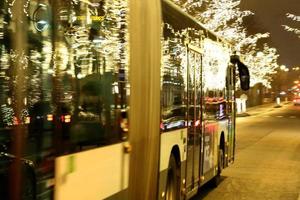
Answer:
[{"xmin": 240, "ymin": 0, "xmax": 300, "ymax": 68}]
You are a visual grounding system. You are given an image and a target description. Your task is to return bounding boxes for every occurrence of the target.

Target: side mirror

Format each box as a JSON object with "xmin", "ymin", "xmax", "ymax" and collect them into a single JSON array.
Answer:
[
  {"xmin": 237, "ymin": 61, "xmax": 250, "ymax": 91},
  {"xmin": 230, "ymin": 55, "xmax": 250, "ymax": 91}
]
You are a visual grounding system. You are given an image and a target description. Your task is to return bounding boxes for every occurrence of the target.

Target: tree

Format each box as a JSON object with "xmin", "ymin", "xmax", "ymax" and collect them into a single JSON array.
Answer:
[
  {"xmin": 282, "ymin": 13, "xmax": 300, "ymax": 38},
  {"xmin": 172, "ymin": 0, "xmax": 279, "ymax": 87},
  {"xmin": 243, "ymin": 44, "xmax": 279, "ymax": 87}
]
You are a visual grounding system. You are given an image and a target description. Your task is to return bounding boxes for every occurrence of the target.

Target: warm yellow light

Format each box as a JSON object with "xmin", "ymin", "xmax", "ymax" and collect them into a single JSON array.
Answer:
[
  {"xmin": 64, "ymin": 115, "xmax": 71, "ymax": 123},
  {"xmin": 202, "ymin": 38, "xmax": 230, "ymax": 90},
  {"xmin": 47, "ymin": 114, "xmax": 54, "ymax": 121},
  {"xmin": 25, "ymin": 117, "xmax": 31, "ymax": 124},
  {"xmin": 280, "ymin": 65, "xmax": 286, "ymax": 70}
]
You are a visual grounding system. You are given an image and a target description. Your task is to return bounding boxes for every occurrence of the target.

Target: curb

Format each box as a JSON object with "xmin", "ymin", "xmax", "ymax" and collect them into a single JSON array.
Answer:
[{"xmin": 237, "ymin": 112, "xmax": 250, "ymax": 117}]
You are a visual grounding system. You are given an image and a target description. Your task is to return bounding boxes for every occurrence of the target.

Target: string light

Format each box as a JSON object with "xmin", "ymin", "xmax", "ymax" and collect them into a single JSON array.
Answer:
[
  {"xmin": 5, "ymin": 0, "xmax": 30, "ymax": 18},
  {"xmin": 202, "ymin": 38, "xmax": 230, "ymax": 90},
  {"xmin": 282, "ymin": 13, "xmax": 300, "ymax": 38},
  {"xmin": 162, "ymin": 23, "xmax": 230, "ymax": 91},
  {"xmin": 172, "ymin": 0, "xmax": 280, "ymax": 87}
]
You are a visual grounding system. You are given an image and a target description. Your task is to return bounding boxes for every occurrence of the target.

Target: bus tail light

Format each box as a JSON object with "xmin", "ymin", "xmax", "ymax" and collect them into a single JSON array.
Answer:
[
  {"xmin": 61, "ymin": 115, "xmax": 71, "ymax": 123},
  {"xmin": 47, "ymin": 114, "xmax": 53, "ymax": 121}
]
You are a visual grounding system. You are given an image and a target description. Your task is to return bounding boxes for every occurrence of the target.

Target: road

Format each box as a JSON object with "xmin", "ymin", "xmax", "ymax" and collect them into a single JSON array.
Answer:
[{"xmin": 193, "ymin": 103, "xmax": 300, "ymax": 200}]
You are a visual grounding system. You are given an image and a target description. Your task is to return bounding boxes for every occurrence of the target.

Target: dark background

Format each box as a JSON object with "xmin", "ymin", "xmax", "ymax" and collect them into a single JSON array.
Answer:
[{"xmin": 240, "ymin": 0, "xmax": 300, "ymax": 68}]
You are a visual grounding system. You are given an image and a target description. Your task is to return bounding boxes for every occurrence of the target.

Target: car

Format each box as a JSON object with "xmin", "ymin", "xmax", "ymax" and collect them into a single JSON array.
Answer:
[{"xmin": 293, "ymin": 97, "xmax": 300, "ymax": 105}]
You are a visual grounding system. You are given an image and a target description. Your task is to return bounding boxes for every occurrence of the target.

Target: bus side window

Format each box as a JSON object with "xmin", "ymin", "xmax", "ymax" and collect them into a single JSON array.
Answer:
[{"xmin": 161, "ymin": 35, "xmax": 187, "ymax": 132}]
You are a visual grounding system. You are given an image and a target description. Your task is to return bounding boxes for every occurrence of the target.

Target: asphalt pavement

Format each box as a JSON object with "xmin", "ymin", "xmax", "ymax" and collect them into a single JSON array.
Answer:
[{"xmin": 193, "ymin": 102, "xmax": 300, "ymax": 200}]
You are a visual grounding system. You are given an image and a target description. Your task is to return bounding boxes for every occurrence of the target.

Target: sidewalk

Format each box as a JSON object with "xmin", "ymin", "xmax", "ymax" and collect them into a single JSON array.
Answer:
[{"xmin": 236, "ymin": 101, "xmax": 290, "ymax": 117}]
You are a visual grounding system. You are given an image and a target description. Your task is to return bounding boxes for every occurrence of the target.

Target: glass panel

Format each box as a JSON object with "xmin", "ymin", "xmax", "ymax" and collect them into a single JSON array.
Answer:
[
  {"xmin": 185, "ymin": 48, "xmax": 202, "ymax": 189},
  {"xmin": 161, "ymin": 25, "xmax": 187, "ymax": 132},
  {"xmin": 51, "ymin": 1, "xmax": 129, "ymax": 152},
  {"xmin": 0, "ymin": 0, "xmax": 129, "ymax": 199}
]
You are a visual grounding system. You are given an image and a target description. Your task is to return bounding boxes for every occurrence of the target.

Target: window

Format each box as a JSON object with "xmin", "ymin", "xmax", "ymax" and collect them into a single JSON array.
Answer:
[{"xmin": 161, "ymin": 32, "xmax": 187, "ymax": 132}]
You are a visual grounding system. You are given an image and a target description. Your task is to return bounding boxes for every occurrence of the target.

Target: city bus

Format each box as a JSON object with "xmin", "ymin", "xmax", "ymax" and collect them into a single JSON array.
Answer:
[{"xmin": 0, "ymin": 0, "xmax": 249, "ymax": 199}]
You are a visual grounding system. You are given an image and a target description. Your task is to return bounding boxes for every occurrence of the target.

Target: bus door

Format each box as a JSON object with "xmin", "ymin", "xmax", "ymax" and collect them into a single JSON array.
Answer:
[
  {"xmin": 185, "ymin": 45, "xmax": 203, "ymax": 193},
  {"xmin": 202, "ymin": 91, "xmax": 219, "ymax": 181},
  {"xmin": 226, "ymin": 64, "xmax": 236, "ymax": 163}
]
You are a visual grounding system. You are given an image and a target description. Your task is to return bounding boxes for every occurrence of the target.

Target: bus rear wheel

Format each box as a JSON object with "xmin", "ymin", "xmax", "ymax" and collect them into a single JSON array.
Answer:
[{"xmin": 166, "ymin": 155, "xmax": 180, "ymax": 200}]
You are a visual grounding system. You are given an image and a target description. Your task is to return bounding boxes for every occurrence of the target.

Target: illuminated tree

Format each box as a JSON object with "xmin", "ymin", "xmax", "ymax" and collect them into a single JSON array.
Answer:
[
  {"xmin": 65, "ymin": 0, "xmax": 128, "ymax": 77},
  {"xmin": 172, "ymin": 0, "xmax": 280, "ymax": 87},
  {"xmin": 282, "ymin": 13, "xmax": 300, "ymax": 38},
  {"xmin": 243, "ymin": 44, "xmax": 279, "ymax": 87}
]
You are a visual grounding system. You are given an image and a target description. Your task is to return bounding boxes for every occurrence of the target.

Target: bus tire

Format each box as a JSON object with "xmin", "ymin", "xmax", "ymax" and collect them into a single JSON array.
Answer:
[
  {"xmin": 210, "ymin": 148, "xmax": 224, "ymax": 188},
  {"xmin": 165, "ymin": 154, "xmax": 180, "ymax": 200}
]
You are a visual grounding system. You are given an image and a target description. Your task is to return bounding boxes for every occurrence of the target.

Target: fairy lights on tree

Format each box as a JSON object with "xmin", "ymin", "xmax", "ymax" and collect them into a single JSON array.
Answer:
[
  {"xmin": 243, "ymin": 44, "xmax": 279, "ymax": 87},
  {"xmin": 63, "ymin": 0, "xmax": 129, "ymax": 78},
  {"xmin": 4, "ymin": 0, "xmax": 32, "ymax": 18},
  {"xmin": 282, "ymin": 13, "xmax": 300, "ymax": 38},
  {"xmin": 172, "ymin": 0, "xmax": 280, "ymax": 87}
]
